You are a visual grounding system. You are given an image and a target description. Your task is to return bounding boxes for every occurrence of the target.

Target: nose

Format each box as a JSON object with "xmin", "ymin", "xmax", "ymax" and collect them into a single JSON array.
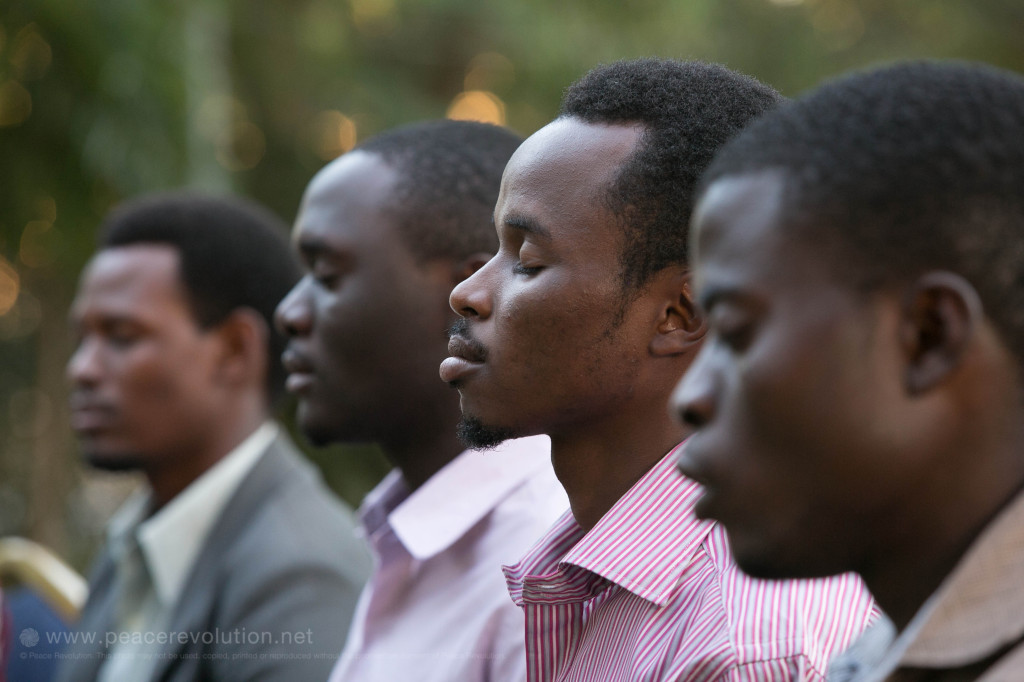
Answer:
[
  {"xmin": 275, "ymin": 277, "xmax": 313, "ymax": 337},
  {"xmin": 449, "ymin": 258, "xmax": 495, "ymax": 319},
  {"xmin": 67, "ymin": 336, "xmax": 102, "ymax": 387},
  {"xmin": 671, "ymin": 345, "xmax": 718, "ymax": 430}
]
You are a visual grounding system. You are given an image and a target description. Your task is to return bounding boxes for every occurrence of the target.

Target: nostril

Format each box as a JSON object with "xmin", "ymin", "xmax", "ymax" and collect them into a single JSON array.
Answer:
[
  {"xmin": 275, "ymin": 301, "xmax": 309, "ymax": 337},
  {"xmin": 681, "ymin": 406, "xmax": 709, "ymax": 429}
]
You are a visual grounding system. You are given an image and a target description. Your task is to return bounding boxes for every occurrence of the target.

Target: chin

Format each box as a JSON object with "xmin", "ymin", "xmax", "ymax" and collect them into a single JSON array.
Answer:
[
  {"xmin": 456, "ymin": 415, "xmax": 519, "ymax": 450},
  {"xmin": 298, "ymin": 409, "xmax": 370, "ymax": 449},
  {"xmin": 296, "ymin": 404, "xmax": 341, "ymax": 447},
  {"xmin": 731, "ymin": 545, "xmax": 829, "ymax": 581},
  {"xmin": 82, "ymin": 447, "xmax": 147, "ymax": 473},
  {"xmin": 299, "ymin": 421, "xmax": 343, "ymax": 448}
]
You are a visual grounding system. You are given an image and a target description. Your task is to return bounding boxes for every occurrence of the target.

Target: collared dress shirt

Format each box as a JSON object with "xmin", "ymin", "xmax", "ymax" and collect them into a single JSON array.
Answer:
[
  {"xmin": 96, "ymin": 422, "xmax": 277, "ymax": 682},
  {"xmin": 329, "ymin": 435, "xmax": 569, "ymax": 682},
  {"xmin": 504, "ymin": 445, "xmax": 878, "ymax": 682},
  {"xmin": 830, "ymin": 488, "xmax": 1024, "ymax": 682}
]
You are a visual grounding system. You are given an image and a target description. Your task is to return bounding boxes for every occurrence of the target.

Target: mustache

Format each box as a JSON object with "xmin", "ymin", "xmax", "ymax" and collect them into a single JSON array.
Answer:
[{"xmin": 447, "ymin": 318, "xmax": 488, "ymax": 363}]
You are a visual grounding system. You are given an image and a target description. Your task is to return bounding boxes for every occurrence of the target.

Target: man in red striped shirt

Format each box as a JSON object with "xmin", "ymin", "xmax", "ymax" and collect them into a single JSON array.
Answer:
[{"xmin": 441, "ymin": 59, "xmax": 877, "ymax": 681}]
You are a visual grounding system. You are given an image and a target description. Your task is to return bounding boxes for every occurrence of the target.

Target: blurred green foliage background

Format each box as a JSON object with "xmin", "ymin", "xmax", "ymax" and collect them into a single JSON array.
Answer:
[{"xmin": 1, "ymin": 0, "xmax": 1022, "ymax": 569}]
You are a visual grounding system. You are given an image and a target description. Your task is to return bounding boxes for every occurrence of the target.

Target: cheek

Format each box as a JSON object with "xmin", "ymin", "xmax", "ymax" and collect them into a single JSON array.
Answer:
[
  {"xmin": 320, "ymin": 291, "xmax": 389, "ymax": 358},
  {"xmin": 734, "ymin": 332, "xmax": 882, "ymax": 499},
  {"xmin": 118, "ymin": 353, "xmax": 180, "ymax": 400}
]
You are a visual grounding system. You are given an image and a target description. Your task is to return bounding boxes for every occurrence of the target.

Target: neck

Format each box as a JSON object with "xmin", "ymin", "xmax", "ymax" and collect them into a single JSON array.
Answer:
[
  {"xmin": 550, "ymin": 407, "xmax": 687, "ymax": 531},
  {"xmin": 385, "ymin": 431, "xmax": 464, "ymax": 492},
  {"xmin": 147, "ymin": 400, "xmax": 267, "ymax": 511},
  {"xmin": 382, "ymin": 401, "xmax": 466, "ymax": 492},
  {"xmin": 860, "ymin": 455, "xmax": 1024, "ymax": 630}
]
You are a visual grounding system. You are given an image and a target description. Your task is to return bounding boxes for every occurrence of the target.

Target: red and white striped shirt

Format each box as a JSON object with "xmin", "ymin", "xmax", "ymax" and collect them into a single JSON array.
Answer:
[{"xmin": 503, "ymin": 445, "xmax": 878, "ymax": 682}]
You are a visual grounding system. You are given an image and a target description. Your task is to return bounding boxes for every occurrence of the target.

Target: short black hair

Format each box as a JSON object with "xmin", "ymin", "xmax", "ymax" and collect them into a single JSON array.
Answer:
[
  {"xmin": 702, "ymin": 60, "xmax": 1024, "ymax": 361},
  {"xmin": 561, "ymin": 58, "xmax": 784, "ymax": 292},
  {"xmin": 356, "ymin": 120, "xmax": 523, "ymax": 262},
  {"xmin": 99, "ymin": 193, "xmax": 300, "ymax": 405}
]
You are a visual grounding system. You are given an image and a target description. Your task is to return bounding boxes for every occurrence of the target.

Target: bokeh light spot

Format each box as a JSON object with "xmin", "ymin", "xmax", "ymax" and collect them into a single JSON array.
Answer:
[
  {"xmin": 312, "ymin": 110, "xmax": 357, "ymax": 161},
  {"xmin": 0, "ymin": 256, "xmax": 20, "ymax": 316},
  {"xmin": 0, "ymin": 80, "xmax": 32, "ymax": 127},
  {"xmin": 446, "ymin": 90, "xmax": 506, "ymax": 126},
  {"xmin": 11, "ymin": 25, "xmax": 52, "ymax": 81}
]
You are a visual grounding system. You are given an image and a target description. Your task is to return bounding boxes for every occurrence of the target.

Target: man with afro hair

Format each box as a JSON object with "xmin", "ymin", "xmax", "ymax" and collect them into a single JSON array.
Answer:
[{"xmin": 443, "ymin": 58, "xmax": 877, "ymax": 681}]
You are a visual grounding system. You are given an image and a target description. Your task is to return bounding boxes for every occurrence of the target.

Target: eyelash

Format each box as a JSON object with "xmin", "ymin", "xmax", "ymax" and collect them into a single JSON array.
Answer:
[{"xmin": 512, "ymin": 262, "xmax": 542, "ymax": 276}]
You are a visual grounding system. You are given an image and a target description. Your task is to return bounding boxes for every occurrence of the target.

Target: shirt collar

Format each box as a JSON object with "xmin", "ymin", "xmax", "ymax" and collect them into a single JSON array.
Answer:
[
  {"xmin": 360, "ymin": 435, "xmax": 552, "ymax": 560},
  {"xmin": 562, "ymin": 443, "xmax": 714, "ymax": 605},
  {"xmin": 506, "ymin": 441, "xmax": 715, "ymax": 608},
  {"xmin": 107, "ymin": 422, "xmax": 277, "ymax": 607}
]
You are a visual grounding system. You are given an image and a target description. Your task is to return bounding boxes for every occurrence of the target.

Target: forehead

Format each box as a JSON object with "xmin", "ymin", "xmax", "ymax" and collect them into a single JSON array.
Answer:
[
  {"xmin": 295, "ymin": 150, "xmax": 402, "ymax": 250},
  {"xmin": 691, "ymin": 171, "xmax": 809, "ymax": 298},
  {"xmin": 497, "ymin": 118, "xmax": 642, "ymax": 236},
  {"xmin": 73, "ymin": 245, "xmax": 191, "ymax": 321}
]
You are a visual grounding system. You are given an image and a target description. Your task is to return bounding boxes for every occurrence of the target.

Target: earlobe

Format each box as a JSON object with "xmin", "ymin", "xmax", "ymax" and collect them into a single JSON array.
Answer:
[
  {"xmin": 901, "ymin": 271, "xmax": 983, "ymax": 395},
  {"xmin": 651, "ymin": 277, "xmax": 708, "ymax": 357}
]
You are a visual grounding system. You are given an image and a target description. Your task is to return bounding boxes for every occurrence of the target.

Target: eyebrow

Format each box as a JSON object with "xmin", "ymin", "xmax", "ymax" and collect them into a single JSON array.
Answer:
[{"xmin": 502, "ymin": 213, "xmax": 551, "ymax": 240}]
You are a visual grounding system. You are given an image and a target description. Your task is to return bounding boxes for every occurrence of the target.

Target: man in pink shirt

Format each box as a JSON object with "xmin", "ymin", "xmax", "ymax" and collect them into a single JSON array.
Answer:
[
  {"xmin": 276, "ymin": 120, "xmax": 569, "ymax": 682},
  {"xmin": 442, "ymin": 59, "xmax": 877, "ymax": 681}
]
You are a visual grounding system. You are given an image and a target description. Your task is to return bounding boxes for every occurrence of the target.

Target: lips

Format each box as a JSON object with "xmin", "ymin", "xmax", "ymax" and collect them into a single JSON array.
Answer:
[
  {"xmin": 439, "ymin": 333, "xmax": 487, "ymax": 384},
  {"xmin": 282, "ymin": 346, "xmax": 316, "ymax": 394},
  {"xmin": 68, "ymin": 395, "xmax": 117, "ymax": 433}
]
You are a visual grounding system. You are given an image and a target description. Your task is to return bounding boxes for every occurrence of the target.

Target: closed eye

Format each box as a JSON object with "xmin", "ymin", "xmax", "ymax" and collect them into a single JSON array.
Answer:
[
  {"xmin": 313, "ymin": 270, "xmax": 340, "ymax": 288},
  {"xmin": 711, "ymin": 318, "xmax": 754, "ymax": 352},
  {"xmin": 512, "ymin": 262, "xmax": 543, "ymax": 276}
]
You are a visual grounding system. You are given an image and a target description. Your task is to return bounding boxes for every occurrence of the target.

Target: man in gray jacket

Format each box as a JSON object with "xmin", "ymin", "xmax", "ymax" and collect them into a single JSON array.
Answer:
[{"xmin": 56, "ymin": 193, "xmax": 368, "ymax": 682}]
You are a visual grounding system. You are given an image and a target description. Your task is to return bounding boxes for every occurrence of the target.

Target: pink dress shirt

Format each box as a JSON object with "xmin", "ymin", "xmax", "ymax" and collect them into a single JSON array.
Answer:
[
  {"xmin": 329, "ymin": 435, "xmax": 569, "ymax": 682},
  {"xmin": 504, "ymin": 445, "xmax": 879, "ymax": 682}
]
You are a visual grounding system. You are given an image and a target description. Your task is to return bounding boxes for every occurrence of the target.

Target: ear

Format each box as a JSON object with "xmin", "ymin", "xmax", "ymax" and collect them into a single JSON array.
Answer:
[
  {"xmin": 900, "ymin": 271, "xmax": 983, "ymax": 395},
  {"xmin": 454, "ymin": 252, "xmax": 494, "ymax": 283},
  {"xmin": 650, "ymin": 270, "xmax": 708, "ymax": 357},
  {"xmin": 212, "ymin": 308, "xmax": 269, "ymax": 389}
]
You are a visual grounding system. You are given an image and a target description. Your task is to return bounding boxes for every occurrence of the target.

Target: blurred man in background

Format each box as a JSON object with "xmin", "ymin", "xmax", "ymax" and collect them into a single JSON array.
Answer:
[
  {"xmin": 674, "ymin": 60, "xmax": 1024, "ymax": 681},
  {"xmin": 58, "ymin": 194, "xmax": 368, "ymax": 682},
  {"xmin": 276, "ymin": 120, "xmax": 568, "ymax": 682},
  {"xmin": 444, "ymin": 59, "xmax": 876, "ymax": 680}
]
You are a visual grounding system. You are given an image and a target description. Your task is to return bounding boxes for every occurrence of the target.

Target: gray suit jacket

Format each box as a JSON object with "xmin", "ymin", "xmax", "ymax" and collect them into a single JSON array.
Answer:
[{"xmin": 54, "ymin": 433, "xmax": 370, "ymax": 682}]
